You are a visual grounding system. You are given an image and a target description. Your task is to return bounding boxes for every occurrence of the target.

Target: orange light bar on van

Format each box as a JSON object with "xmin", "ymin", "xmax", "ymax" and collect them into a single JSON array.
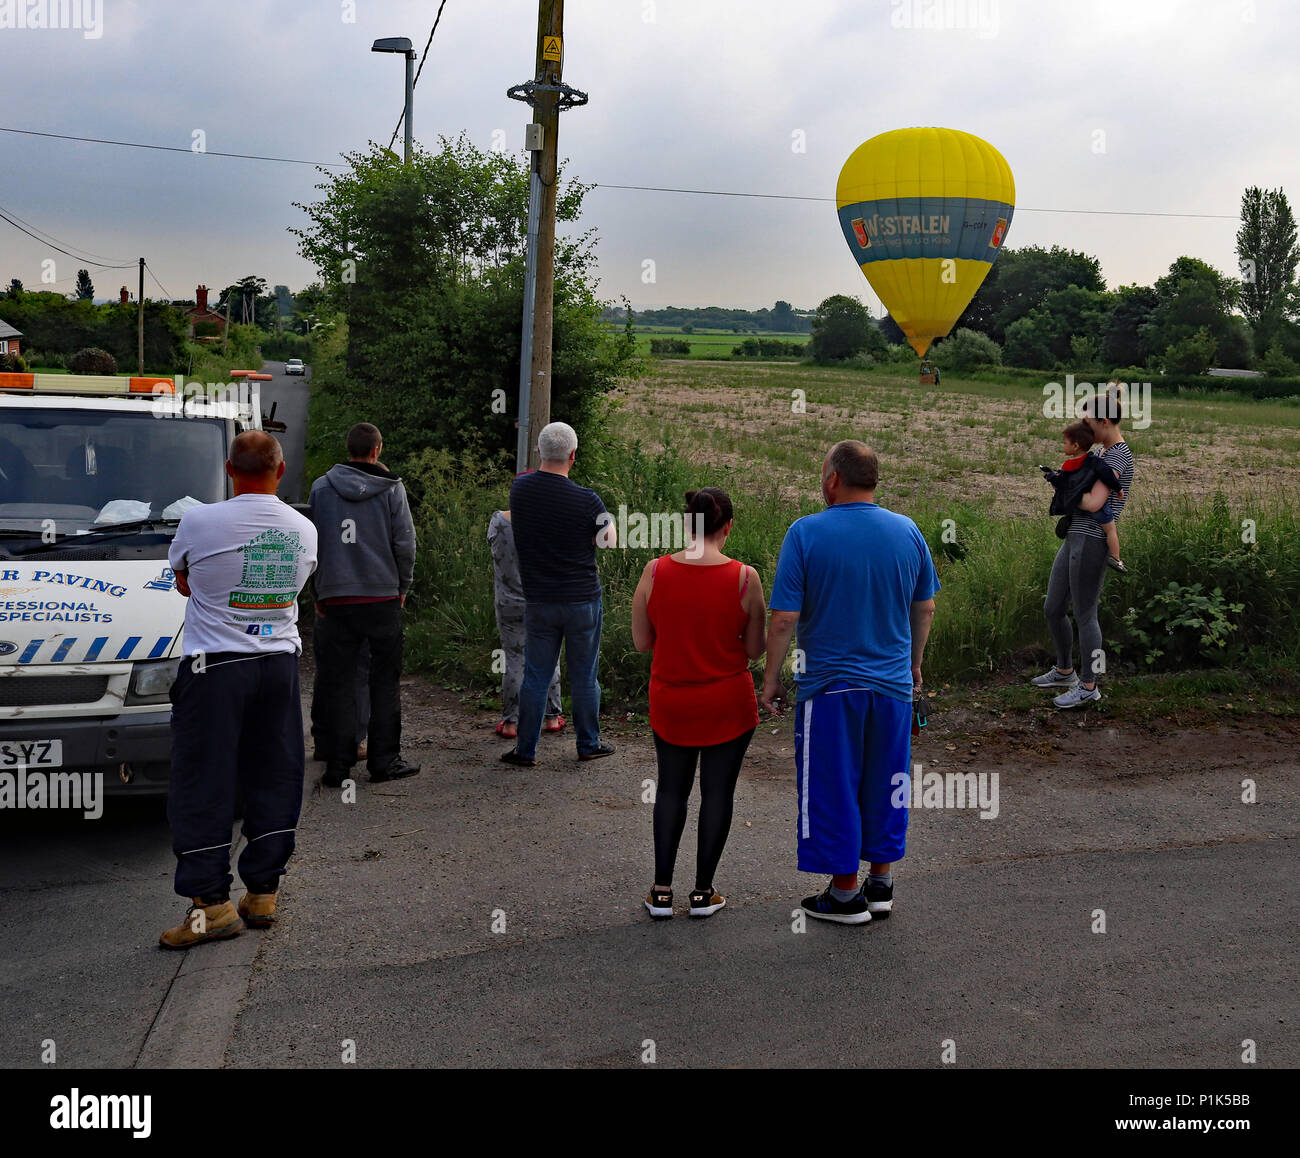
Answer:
[{"xmin": 0, "ymin": 372, "xmax": 35, "ymax": 389}]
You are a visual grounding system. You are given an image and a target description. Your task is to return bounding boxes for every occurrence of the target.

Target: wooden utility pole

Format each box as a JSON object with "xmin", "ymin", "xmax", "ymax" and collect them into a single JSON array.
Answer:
[
  {"xmin": 525, "ymin": 0, "xmax": 563, "ymax": 471},
  {"xmin": 137, "ymin": 258, "xmax": 145, "ymax": 374}
]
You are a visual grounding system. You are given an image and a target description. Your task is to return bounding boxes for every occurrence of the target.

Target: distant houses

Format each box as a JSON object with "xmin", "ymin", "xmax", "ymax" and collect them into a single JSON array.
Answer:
[
  {"xmin": 0, "ymin": 317, "xmax": 21, "ymax": 358},
  {"xmin": 182, "ymin": 285, "xmax": 227, "ymax": 340}
]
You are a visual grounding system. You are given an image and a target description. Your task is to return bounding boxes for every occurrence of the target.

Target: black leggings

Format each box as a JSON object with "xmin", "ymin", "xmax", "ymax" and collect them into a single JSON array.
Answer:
[{"xmin": 651, "ymin": 727, "xmax": 755, "ymax": 890}]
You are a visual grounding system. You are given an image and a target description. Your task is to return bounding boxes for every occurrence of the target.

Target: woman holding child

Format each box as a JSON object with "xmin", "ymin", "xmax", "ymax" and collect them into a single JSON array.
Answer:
[{"xmin": 1033, "ymin": 386, "xmax": 1135, "ymax": 709}]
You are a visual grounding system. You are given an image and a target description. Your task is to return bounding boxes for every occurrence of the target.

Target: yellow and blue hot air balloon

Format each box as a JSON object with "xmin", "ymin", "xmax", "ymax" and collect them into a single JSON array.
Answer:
[{"xmin": 836, "ymin": 127, "xmax": 1015, "ymax": 357}]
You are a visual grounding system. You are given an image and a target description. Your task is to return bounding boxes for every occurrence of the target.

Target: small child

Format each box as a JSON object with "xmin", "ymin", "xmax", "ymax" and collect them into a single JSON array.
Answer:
[
  {"xmin": 1040, "ymin": 419, "xmax": 1128, "ymax": 573},
  {"xmin": 488, "ymin": 508, "xmax": 565, "ymax": 738}
]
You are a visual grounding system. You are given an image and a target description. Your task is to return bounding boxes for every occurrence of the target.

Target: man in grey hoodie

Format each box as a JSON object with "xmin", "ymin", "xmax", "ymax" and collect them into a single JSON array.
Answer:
[{"xmin": 309, "ymin": 422, "xmax": 420, "ymax": 787}]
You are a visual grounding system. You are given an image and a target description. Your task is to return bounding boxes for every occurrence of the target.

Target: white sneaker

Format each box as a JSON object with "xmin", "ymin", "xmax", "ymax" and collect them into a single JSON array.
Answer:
[
  {"xmin": 1054, "ymin": 684, "xmax": 1101, "ymax": 709},
  {"xmin": 1031, "ymin": 666, "xmax": 1079, "ymax": 688}
]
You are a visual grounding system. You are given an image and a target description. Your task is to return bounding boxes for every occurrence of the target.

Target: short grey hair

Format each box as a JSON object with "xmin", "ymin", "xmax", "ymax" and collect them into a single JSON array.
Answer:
[{"xmin": 537, "ymin": 421, "xmax": 578, "ymax": 462}]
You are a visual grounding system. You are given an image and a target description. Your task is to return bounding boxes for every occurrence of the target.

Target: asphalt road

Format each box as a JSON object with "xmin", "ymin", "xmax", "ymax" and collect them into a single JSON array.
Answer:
[
  {"xmin": 258, "ymin": 359, "xmax": 312, "ymax": 504},
  {"xmin": 220, "ymin": 705, "xmax": 1300, "ymax": 1069}
]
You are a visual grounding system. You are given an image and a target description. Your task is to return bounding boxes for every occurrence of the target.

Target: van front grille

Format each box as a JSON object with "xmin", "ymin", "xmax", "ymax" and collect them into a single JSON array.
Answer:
[{"xmin": 0, "ymin": 675, "xmax": 110, "ymax": 707}]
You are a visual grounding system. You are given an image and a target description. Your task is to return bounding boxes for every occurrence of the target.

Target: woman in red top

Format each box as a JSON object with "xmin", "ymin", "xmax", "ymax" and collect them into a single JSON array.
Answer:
[{"xmin": 631, "ymin": 487, "xmax": 766, "ymax": 919}]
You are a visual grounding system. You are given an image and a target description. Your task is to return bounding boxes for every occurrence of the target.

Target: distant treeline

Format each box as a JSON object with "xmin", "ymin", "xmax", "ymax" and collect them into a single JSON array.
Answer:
[{"xmin": 604, "ymin": 301, "xmax": 815, "ymax": 333}]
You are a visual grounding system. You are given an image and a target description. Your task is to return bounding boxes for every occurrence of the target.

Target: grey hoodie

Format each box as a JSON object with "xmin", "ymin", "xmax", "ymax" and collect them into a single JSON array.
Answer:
[{"xmin": 308, "ymin": 462, "xmax": 416, "ymax": 601}]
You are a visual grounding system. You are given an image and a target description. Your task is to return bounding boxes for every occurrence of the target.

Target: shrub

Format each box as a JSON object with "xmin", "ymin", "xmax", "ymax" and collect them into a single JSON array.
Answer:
[
  {"xmin": 1259, "ymin": 341, "xmax": 1300, "ymax": 377},
  {"xmin": 1069, "ymin": 334, "xmax": 1101, "ymax": 368},
  {"xmin": 68, "ymin": 347, "xmax": 117, "ymax": 375},
  {"xmin": 1163, "ymin": 327, "xmax": 1216, "ymax": 375},
  {"xmin": 732, "ymin": 337, "xmax": 805, "ymax": 359},
  {"xmin": 932, "ymin": 328, "xmax": 1001, "ymax": 371},
  {"xmin": 0, "ymin": 351, "xmax": 29, "ymax": 372},
  {"xmin": 650, "ymin": 338, "xmax": 691, "ymax": 356},
  {"xmin": 1121, "ymin": 583, "xmax": 1245, "ymax": 668}
]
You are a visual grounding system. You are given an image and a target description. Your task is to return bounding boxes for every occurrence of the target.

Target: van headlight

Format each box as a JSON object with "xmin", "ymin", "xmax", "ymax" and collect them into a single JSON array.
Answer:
[{"xmin": 126, "ymin": 658, "xmax": 182, "ymax": 703}]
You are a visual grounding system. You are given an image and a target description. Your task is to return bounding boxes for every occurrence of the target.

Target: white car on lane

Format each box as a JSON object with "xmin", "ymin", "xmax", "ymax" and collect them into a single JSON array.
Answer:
[{"xmin": 284, "ymin": 359, "xmax": 305, "ymax": 376}]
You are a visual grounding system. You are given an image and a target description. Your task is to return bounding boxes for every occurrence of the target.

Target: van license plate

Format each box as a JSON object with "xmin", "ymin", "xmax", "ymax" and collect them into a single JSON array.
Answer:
[{"xmin": 0, "ymin": 740, "xmax": 63, "ymax": 768}]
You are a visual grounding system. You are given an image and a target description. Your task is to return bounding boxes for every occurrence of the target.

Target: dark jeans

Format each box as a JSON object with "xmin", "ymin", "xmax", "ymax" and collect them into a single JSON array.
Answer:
[
  {"xmin": 652, "ymin": 727, "xmax": 755, "ymax": 890},
  {"xmin": 168, "ymin": 652, "xmax": 304, "ymax": 900},
  {"xmin": 311, "ymin": 640, "xmax": 370, "ymax": 750},
  {"xmin": 313, "ymin": 601, "xmax": 404, "ymax": 777},
  {"xmin": 516, "ymin": 598, "xmax": 602, "ymax": 760}
]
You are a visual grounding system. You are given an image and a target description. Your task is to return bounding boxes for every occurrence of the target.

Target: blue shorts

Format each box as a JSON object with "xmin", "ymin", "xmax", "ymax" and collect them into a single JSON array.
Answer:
[{"xmin": 793, "ymin": 682, "xmax": 911, "ymax": 874}]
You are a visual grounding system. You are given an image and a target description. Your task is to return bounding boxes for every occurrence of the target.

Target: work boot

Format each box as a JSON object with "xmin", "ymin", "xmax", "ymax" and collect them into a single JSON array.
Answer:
[
  {"xmin": 159, "ymin": 898, "xmax": 242, "ymax": 950},
  {"xmin": 370, "ymin": 759, "xmax": 420, "ymax": 784},
  {"xmin": 237, "ymin": 890, "xmax": 279, "ymax": 928}
]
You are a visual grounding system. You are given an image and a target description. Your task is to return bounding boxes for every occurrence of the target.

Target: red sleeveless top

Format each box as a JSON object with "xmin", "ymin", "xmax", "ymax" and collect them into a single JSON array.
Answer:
[{"xmin": 647, "ymin": 556, "xmax": 759, "ymax": 746}]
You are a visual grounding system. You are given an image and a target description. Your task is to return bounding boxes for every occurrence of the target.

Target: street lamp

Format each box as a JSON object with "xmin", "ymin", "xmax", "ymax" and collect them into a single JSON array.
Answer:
[{"xmin": 371, "ymin": 36, "xmax": 416, "ymax": 163}]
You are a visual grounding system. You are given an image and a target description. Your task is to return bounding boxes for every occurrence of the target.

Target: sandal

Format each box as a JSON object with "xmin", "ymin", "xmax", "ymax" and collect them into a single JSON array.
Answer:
[
  {"xmin": 495, "ymin": 721, "xmax": 518, "ymax": 739},
  {"xmin": 542, "ymin": 715, "xmax": 566, "ymax": 733}
]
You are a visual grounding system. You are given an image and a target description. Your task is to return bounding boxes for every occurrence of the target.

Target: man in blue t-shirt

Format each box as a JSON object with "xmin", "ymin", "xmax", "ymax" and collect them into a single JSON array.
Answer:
[
  {"xmin": 503, "ymin": 421, "xmax": 617, "ymax": 766},
  {"xmin": 762, "ymin": 440, "xmax": 939, "ymax": 926}
]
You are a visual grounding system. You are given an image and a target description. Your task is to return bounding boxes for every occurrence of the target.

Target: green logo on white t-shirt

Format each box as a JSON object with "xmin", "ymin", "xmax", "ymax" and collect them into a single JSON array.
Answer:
[{"xmin": 229, "ymin": 528, "xmax": 306, "ymax": 609}]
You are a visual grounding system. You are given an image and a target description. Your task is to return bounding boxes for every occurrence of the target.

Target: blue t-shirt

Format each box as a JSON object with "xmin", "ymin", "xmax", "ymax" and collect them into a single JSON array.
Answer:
[{"xmin": 770, "ymin": 502, "xmax": 940, "ymax": 703}]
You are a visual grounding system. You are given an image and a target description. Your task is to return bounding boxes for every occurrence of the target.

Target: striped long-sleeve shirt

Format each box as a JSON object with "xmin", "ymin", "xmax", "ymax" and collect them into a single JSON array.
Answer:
[{"xmin": 1071, "ymin": 441, "xmax": 1134, "ymax": 540}]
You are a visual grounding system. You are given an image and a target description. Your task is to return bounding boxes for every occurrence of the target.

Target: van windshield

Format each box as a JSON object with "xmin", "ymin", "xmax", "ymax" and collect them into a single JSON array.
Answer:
[{"xmin": 0, "ymin": 408, "xmax": 227, "ymax": 534}]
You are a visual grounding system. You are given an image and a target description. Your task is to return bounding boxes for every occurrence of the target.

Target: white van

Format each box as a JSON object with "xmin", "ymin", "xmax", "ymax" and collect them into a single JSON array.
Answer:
[{"xmin": 0, "ymin": 373, "xmax": 265, "ymax": 796}]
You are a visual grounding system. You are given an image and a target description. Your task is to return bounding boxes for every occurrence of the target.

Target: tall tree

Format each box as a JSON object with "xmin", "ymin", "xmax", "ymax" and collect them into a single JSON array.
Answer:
[
  {"xmin": 1236, "ymin": 186, "xmax": 1299, "ymax": 324},
  {"xmin": 73, "ymin": 269, "xmax": 95, "ymax": 301},
  {"xmin": 770, "ymin": 300, "xmax": 797, "ymax": 330},
  {"xmin": 291, "ymin": 134, "xmax": 631, "ymax": 463},
  {"xmin": 809, "ymin": 294, "xmax": 878, "ymax": 362},
  {"xmin": 1102, "ymin": 284, "xmax": 1158, "ymax": 367},
  {"xmin": 956, "ymin": 245, "xmax": 1105, "ymax": 344}
]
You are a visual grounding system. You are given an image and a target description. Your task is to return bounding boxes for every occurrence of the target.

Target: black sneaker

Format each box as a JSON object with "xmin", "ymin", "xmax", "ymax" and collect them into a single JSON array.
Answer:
[
  {"xmin": 578, "ymin": 741, "xmax": 616, "ymax": 761},
  {"xmin": 689, "ymin": 888, "xmax": 726, "ymax": 918},
  {"xmin": 369, "ymin": 760, "xmax": 420, "ymax": 783},
  {"xmin": 644, "ymin": 887, "xmax": 673, "ymax": 919},
  {"xmin": 863, "ymin": 881, "xmax": 893, "ymax": 918},
  {"xmin": 801, "ymin": 885, "xmax": 871, "ymax": 925},
  {"xmin": 321, "ymin": 767, "xmax": 351, "ymax": 788}
]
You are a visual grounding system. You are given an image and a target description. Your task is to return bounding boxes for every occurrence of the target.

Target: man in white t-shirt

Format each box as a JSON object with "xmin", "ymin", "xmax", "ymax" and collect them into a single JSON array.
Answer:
[{"xmin": 159, "ymin": 430, "xmax": 318, "ymax": 950}]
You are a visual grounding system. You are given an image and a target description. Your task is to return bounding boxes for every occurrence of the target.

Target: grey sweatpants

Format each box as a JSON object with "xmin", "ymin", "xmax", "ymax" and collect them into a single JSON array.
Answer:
[
  {"xmin": 1044, "ymin": 532, "xmax": 1109, "ymax": 683},
  {"xmin": 496, "ymin": 598, "xmax": 562, "ymax": 722}
]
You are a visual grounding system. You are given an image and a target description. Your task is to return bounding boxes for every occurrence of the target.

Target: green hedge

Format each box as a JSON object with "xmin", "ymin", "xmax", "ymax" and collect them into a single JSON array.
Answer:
[
  {"xmin": 260, "ymin": 332, "xmax": 313, "ymax": 363},
  {"xmin": 385, "ymin": 433, "xmax": 1300, "ymax": 707}
]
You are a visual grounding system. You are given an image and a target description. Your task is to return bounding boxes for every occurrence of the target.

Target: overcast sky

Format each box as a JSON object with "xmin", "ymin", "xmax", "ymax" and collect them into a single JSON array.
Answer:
[{"xmin": 0, "ymin": 0, "xmax": 1296, "ymax": 315}]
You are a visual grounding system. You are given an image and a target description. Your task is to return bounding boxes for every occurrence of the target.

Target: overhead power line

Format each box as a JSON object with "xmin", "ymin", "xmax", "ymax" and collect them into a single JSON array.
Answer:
[
  {"xmin": 0, "ymin": 125, "xmax": 1240, "ymax": 223},
  {"xmin": 590, "ymin": 183, "xmax": 1239, "ymax": 221},
  {"xmin": 388, "ymin": 0, "xmax": 451, "ymax": 152},
  {"xmin": 0, "ymin": 198, "xmax": 130, "ymax": 265},
  {"xmin": 0, "ymin": 207, "xmax": 134, "ymax": 268},
  {"xmin": 0, "ymin": 125, "xmax": 344, "ymax": 168},
  {"xmin": 143, "ymin": 261, "xmax": 173, "ymax": 301}
]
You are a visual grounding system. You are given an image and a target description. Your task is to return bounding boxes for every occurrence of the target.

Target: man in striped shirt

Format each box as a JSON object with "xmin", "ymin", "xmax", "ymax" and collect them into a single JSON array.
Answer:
[{"xmin": 1035, "ymin": 389, "xmax": 1135, "ymax": 709}]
